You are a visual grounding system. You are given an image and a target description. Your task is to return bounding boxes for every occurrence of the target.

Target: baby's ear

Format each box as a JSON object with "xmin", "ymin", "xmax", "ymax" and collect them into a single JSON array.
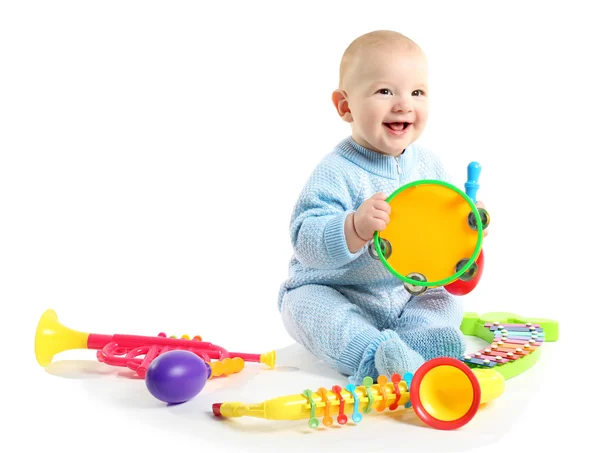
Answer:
[{"xmin": 332, "ymin": 90, "xmax": 353, "ymax": 123}]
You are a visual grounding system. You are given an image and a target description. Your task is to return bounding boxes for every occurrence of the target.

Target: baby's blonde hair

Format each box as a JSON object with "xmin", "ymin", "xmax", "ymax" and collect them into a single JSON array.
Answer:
[{"xmin": 338, "ymin": 30, "xmax": 422, "ymax": 89}]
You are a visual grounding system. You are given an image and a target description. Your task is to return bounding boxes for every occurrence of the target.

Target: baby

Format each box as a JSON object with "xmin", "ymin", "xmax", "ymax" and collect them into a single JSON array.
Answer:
[{"xmin": 277, "ymin": 30, "xmax": 485, "ymax": 384}]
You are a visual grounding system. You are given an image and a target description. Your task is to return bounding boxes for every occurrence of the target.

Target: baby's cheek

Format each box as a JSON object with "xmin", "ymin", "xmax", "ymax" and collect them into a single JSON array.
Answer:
[{"xmin": 360, "ymin": 104, "xmax": 381, "ymax": 120}]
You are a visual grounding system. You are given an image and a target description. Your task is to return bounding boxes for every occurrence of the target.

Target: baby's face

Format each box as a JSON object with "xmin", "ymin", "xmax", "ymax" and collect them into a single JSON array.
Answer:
[{"xmin": 342, "ymin": 45, "xmax": 429, "ymax": 157}]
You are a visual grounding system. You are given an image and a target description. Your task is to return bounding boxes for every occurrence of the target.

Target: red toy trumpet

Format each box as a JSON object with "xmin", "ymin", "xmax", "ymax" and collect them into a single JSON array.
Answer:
[{"xmin": 34, "ymin": 309, "xmax": 276, "ymax": 378}]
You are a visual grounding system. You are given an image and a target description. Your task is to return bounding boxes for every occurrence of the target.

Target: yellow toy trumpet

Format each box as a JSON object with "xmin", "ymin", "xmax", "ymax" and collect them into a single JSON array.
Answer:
[{"xmin": 213, "ymin": 357, "xmax": 505, "ymax": 430}]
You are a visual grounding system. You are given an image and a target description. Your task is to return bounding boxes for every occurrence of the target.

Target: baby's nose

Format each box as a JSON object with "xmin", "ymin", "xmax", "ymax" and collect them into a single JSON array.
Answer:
[{"xmin": 392, "ymin": 97, "xmax": 413, "ymax": 112}]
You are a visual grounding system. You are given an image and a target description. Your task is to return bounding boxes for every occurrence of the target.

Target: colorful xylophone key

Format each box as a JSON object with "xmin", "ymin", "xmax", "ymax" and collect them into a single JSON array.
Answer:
[{"xmin": 462, "ymin": 319, "xmax": 546, "ymax": 368}]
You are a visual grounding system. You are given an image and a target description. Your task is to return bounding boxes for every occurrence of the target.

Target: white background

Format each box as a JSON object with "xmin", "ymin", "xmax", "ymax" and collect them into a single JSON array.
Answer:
[{"xmin": 1, "ymin": 1, "xmax": 597, "ymax": 452}]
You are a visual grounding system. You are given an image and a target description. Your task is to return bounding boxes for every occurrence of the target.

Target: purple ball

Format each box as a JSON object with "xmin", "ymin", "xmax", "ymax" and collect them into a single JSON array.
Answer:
[{"xmin": 145, "ymin": 350, "xmax": 210, "ymax": 404}]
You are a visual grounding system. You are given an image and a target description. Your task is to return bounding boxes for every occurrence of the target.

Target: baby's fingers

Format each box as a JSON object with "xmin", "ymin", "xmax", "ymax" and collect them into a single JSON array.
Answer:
[
  {"xmin": 370, "ymin": 192, "xmax": 388, "ymax": 202},
  {"xmin": 371, "ymin": 210, "xmax": 391, "ymax": 225},
  {"xmin": 372, "ymin": 218, "xmax": 389, "ymax": 232},
  {"xmin": 372, "ymin": 199, "xmax": 391, "ymax": 214}
]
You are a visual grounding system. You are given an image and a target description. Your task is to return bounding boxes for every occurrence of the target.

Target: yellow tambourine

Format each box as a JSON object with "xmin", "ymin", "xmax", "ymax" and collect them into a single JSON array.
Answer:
[{"xmin": 370, "ymin": 177, "xmax": 489, "ymax": 296}]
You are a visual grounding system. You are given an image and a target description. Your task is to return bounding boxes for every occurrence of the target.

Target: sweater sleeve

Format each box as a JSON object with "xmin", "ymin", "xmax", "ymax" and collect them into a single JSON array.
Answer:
[{"xmin": 289, "ymin": 160, "xmax": 363, "ymax": 270}]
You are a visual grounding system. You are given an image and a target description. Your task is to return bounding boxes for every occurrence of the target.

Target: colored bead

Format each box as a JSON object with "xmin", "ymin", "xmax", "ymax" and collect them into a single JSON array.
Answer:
[
  {"xmin": 389, "ymin": 374, "xmax": 402, "ymax": 410},
  {"xmin": 303, "ymin": 389, "xmax": 319, "ymax": 428},
  {"xmin": 346, "ymin": 384, "xmax": 362, "ymax": 423},
  {"xmin": 376, "ymin": 376, "xmax": 388, "ymax": 412},
  {"xmin": 332, "ymin": 385, "xmax": 347, "ymax": 425},
  {"xmin": 318, "ymin": 387, "xmax": 332, "ymax": 427},
  {"xmin": 363, "ymin": 377, "xmax": 374, "ymax": 413}
]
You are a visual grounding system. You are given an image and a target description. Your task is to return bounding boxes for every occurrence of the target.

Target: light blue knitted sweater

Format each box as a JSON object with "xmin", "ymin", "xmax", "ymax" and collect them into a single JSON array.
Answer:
[{"xmin": 278, "ymin": 136, "xmax": 465, "ymax": 383}]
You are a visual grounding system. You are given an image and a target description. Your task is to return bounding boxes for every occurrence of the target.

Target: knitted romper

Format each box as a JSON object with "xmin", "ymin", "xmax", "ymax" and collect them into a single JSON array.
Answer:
[{"xmin": 277, "ymin": 136, "xmax": 466, "ymax": 384}]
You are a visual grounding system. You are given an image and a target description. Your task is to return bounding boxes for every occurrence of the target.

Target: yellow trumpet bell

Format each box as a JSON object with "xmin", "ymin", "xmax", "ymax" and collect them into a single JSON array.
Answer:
[
  {"xmin": 35, "ymin": 309, "xmax": 90, "ymax": 366},
  {"xmin": 410, "ymin": 357, "xmax": 505, "ymax": 429}
]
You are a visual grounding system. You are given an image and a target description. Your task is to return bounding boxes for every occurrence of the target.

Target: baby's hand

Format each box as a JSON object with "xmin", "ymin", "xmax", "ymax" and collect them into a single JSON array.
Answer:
[{"xmin": 353, "ymin": 192, "xmax": 391, "ymax": 241}]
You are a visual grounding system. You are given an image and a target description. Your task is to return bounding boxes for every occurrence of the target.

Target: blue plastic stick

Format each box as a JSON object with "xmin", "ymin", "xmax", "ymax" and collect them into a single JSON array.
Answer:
[{"xmin": 465, "ymin": 162, "xmax": 481, "ymax": 203}]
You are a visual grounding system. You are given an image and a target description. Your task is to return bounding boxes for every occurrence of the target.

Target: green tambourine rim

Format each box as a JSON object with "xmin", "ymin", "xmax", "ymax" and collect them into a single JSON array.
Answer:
[{"xmin": 373, "ymin": 179, "xmax": 483, "ymax": 287}]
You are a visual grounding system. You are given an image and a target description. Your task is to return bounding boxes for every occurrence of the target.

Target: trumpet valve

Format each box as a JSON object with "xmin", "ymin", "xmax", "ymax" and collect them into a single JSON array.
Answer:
[{"xmin": 161, "ymin": 332, "xmax": 202, "ymax": 341}]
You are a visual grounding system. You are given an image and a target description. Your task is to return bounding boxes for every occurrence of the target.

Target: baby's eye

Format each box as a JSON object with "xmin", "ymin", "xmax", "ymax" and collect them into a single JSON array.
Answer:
[
  {"xmin": 377, "ymin": 88, "xmax": 392, "ymax": 95},
  {"xmin": 412, "ymin": 89, "xmax": 424, "ymax": 96}
]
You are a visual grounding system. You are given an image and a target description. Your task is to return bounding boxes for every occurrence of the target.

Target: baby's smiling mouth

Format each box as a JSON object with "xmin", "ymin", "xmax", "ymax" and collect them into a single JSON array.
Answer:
[{"xmin": 384, "ymin": 122, "xmax": 411, "ymax": 132}]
